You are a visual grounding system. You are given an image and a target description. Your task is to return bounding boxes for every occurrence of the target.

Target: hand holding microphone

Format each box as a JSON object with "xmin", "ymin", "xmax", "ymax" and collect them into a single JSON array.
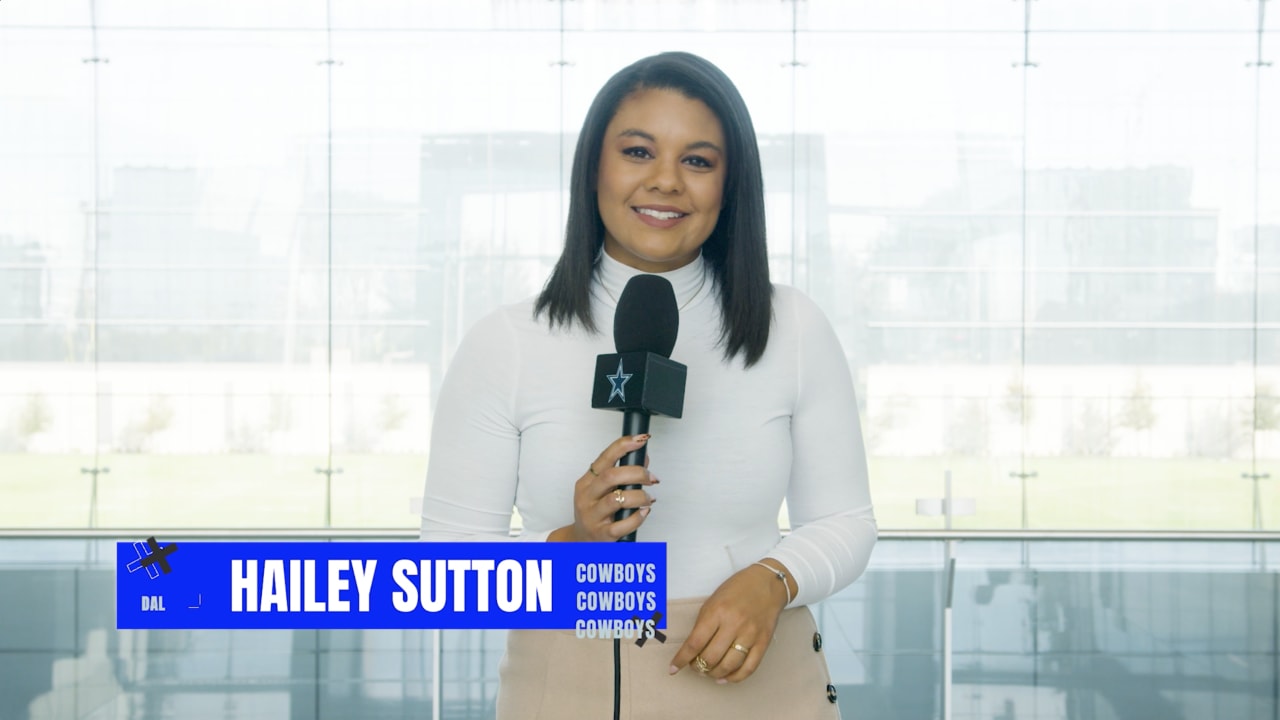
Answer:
[
  {"xmin": 591, "ymin": 274, "xmax": 687, "ymax": 542},
  {"xmin": 548, "ymin": 274, "xmax": 686, "ymax": 543},
  {"xmin": 549, "ymin": 433, "xmax": 659, "ymax": 543}
]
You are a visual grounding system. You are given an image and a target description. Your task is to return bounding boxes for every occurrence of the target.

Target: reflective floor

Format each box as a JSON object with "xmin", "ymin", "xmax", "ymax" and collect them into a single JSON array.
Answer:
[{"xmin": 0, "ymin": 537, "xmax": 1275, "ymax": 720}]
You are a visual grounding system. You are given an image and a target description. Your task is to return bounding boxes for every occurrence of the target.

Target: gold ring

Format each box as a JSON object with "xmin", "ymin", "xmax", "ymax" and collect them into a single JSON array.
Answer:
[
  {"xmin": 731, "ymin": 643, "xmax": 749, "ymax": 655},
  {"xmin": 588, "ymin": 464, "xmax": 599, "ymax": 477},
  {"xmin": 613, "ymin": 489, "xmax": 625, "ymax": 504},
  {"xmin": 693, "ymin": 656, "xmax": 710, "ymax": 673}
]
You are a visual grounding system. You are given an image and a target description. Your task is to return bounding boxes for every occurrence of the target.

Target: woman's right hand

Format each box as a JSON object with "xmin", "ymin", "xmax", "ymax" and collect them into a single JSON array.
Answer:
[{"xmin": 549, "ymin": 434, "xmax": 658, "ymax": 542}]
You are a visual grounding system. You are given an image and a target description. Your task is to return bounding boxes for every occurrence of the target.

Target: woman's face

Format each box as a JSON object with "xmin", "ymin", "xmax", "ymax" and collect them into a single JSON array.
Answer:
[{"xmin": 597, "ymin": 87, "xmax": 726, "ymax": 273}]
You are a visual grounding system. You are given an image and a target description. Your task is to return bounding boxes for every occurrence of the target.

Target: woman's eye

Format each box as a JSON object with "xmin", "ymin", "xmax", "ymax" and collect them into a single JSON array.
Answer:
[
  {"xmin": 623, "ymin": 147, "xmax": 652, "ymax": 159},
  {"xmin": 684, "ymin": 155, "xmax": 713, "ymax": 169}
]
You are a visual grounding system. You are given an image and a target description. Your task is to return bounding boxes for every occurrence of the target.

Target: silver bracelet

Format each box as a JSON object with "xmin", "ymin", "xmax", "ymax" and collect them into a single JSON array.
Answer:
[{"xmin": 753, "ymin": 561, "xmax": 792, "ymax": 606}]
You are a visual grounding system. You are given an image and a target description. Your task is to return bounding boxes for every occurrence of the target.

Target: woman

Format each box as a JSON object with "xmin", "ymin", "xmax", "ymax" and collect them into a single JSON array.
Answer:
[{"xmin": 421, "ymin": 51, "xmax": 875, "ymax": 719}]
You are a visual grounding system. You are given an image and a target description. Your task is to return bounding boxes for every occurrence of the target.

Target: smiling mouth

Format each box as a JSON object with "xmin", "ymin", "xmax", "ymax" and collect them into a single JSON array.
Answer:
[{"xmin": 634, "ymin": 207, "xmax": 687, "ymax": 221}]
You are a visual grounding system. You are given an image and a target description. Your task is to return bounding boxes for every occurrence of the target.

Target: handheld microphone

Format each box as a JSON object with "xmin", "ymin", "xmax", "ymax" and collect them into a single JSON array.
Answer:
[{"xmin": 591, "ymin": 274, "xmax": 688, "ymax": 542}]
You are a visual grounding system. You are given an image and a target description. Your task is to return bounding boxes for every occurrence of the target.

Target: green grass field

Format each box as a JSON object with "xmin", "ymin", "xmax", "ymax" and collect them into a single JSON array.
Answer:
[
  {"xmin": 2, "ymin": 453, "xmax": 1277, "ymax": 531},
  {"xmin": 0, "ymin": 453, "xmax": 428, "ymax": 528}
]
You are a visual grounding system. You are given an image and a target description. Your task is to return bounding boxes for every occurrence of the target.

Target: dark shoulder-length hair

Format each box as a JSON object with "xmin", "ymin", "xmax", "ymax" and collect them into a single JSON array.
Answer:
[{"xmin": 533, "ymin": 51, "xmax": 772, "ymax": 367}]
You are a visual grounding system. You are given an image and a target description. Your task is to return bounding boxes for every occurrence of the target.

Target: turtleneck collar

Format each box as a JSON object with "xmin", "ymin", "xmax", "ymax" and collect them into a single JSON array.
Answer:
[{"xmin": 595, "ymin": 250, "xmax": 711, "ymax": 311}]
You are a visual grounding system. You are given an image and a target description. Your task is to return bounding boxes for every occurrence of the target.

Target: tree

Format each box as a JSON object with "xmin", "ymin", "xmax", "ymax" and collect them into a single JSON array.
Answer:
[
  {"xmin": 16, "ymin": 394, "xmax": 53, "ymax": 450},
  {"xmin": 1254, "ymin": 382, "xmax": 1279, "ymax": 432},
  {"xmin": 1117, "ymin": 376, "xmax": 1156, "ymax": 433},
  {"xmin": 118, "ymin": 396, "xmax": 174, "ymax": 453},
  {"xmin": 1002, "ymin": 376, "xmax": 1033, "ymax": 427}
]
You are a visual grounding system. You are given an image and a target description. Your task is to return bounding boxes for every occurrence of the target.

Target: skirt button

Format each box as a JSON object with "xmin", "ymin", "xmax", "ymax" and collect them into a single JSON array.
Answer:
[
  {"xmin": 812, "ymin": 631, "xmax": 823, "ymax": 652},
  {"xmin": 826, "ymin": 684, "xmax": 838, "ymax": 703}
]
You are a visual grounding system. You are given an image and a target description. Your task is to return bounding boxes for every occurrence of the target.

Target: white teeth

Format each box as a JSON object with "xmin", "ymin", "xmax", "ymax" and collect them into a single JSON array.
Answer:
[{"xmin": 636, "ymin": 208, "xmax": 684, "ymax": 220}]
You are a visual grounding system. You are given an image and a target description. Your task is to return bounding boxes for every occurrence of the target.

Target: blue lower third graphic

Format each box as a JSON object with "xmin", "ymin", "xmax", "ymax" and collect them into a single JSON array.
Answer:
[{"xmin": 116, "ymin": 542, "xmax": 666, "ymax": 630}]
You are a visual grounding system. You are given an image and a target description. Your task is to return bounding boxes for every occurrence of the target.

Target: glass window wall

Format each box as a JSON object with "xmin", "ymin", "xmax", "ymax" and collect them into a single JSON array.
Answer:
[{"xmin": 1, "ymin": 0, "xmax": 1276, "ymax": 531}]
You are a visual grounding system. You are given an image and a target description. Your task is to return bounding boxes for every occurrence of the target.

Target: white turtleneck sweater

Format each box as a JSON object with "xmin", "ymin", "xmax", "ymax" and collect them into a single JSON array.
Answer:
[{"xmin": 420, "ymin": 253, "xmax": 877, "ymax": 607}]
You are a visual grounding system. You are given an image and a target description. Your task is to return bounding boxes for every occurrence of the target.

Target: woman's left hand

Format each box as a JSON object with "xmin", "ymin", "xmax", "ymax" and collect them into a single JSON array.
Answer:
[{"xmin": 668, "ymin": 562, "xmax": 791, "ymax": 683}]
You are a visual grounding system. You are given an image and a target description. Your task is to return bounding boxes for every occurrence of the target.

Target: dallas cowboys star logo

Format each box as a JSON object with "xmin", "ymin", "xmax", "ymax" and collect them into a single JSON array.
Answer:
[{"xmin": 606, "ymin": 358, "xmax": 633, "ymax": 402}]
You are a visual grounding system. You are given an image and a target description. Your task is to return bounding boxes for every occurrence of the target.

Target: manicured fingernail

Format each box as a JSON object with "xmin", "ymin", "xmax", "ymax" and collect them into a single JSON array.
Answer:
[
  {"xmin": 639, "ymin": 506, "xmax": 651, "ymax": 517},
  {"xmin": 717, "ymin": 678, "xmax": 728, "ymax": 685},
  {"xmin": 647, "ymin": 472, "xmax": 660, "ymax": 484},
  {"xmin": 633, "ymin": 434, "xmax": 650, "ymax": 444},
  {"xmin": 669, "ymin": 665, "xmax": 679, "ymax": 675}
]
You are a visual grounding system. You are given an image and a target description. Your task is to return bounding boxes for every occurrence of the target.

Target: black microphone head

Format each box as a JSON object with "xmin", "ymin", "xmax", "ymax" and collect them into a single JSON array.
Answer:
[{"xmin": 613, "ymin": 274, "xmax": 679, "ymax": 358}]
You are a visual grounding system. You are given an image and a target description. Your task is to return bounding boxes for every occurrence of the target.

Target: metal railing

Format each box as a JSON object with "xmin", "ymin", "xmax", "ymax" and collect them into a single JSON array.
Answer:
[{"xmin": 2, "ymin": 531, "xmax": 1277, "ymax": 720}]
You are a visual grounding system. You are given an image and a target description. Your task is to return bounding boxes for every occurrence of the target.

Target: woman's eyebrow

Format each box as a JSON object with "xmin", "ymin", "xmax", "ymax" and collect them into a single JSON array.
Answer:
[{"xmin": 617, "ymin": 128, "xmax": 723, "ymax": 155}]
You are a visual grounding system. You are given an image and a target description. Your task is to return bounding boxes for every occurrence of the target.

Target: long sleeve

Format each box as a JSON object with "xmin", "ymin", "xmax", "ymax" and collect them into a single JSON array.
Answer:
[
  {"xmin": 765, "ymin": 290, "xmax": 878, "ymax": 607},
  {"xmin": 417, "ymin": 256, "xmax": 876, "ymax": 601},
  {"xmin": 419, "ymin": 308, "xmax": 551, "ymax": 543}
]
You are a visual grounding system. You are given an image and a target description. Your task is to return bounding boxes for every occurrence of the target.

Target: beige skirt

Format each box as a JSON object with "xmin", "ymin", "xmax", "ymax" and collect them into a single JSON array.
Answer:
[{"xmin": 496, "ymin": 597, "xmax": 841, "ymax": 720}]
